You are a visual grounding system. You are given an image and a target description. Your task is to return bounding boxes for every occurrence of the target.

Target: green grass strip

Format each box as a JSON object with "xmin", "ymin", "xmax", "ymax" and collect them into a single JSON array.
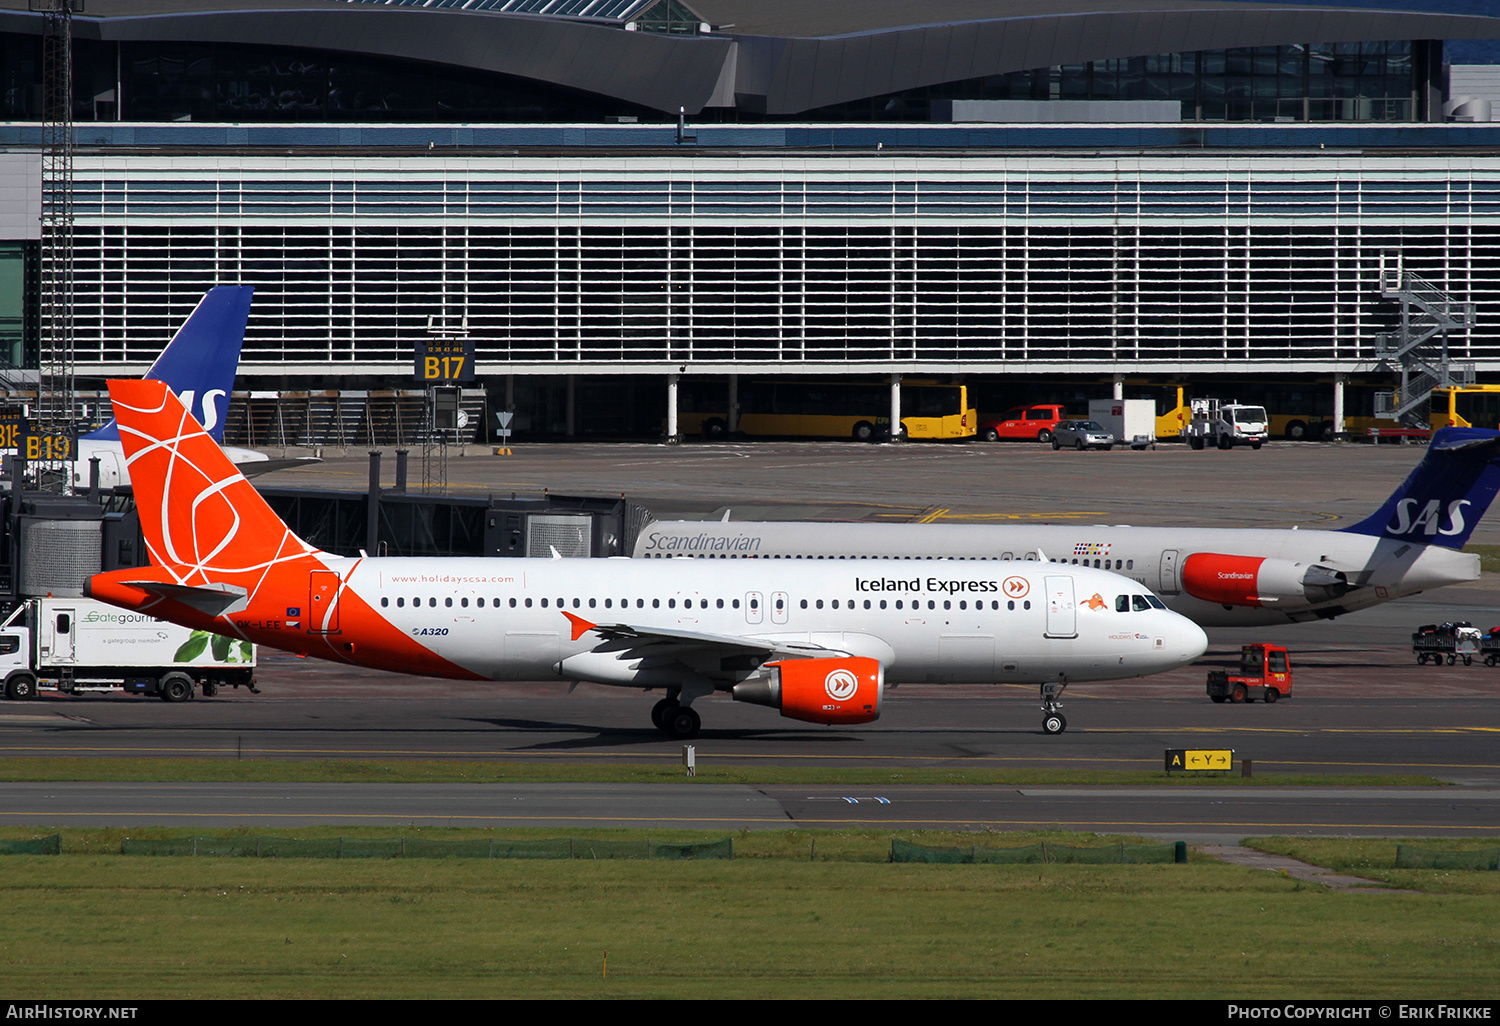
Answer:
[
  {"xmin": 0, "ymin": 756, "xmax": 1448, "ymax": 787},
  {"xmin": 0, "ymin": 828, "xmax": 1496, "ymax": 998}
]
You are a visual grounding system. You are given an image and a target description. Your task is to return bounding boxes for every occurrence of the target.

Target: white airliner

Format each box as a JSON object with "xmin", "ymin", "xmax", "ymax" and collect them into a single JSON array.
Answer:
[
  {"xmin": 65, "ymin": 287, "xmax": 308, "ymax": 489},
  {"xmin": 85, "ymin": 379, "xmax": 1207, "ymax": 737},
  {"xmin": 633, "ymin": 429, "xmax": 1500, "ymax": 628}
]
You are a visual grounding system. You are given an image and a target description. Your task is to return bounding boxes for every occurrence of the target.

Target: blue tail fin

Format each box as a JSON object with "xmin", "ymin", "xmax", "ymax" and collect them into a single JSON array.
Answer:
[
  {"xmin": 1339, "ymin": 427, "xmax": 1500, "ymax": 549},
  {"xmin": 86, "ymin": 286, "xmax": 254, "ymax": 443}
]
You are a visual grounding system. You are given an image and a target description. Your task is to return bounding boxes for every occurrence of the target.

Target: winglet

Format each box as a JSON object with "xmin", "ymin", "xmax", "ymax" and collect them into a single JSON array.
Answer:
[{"xmin": 562, "ymin": 611, "xmax": 597, "ymax": 641}]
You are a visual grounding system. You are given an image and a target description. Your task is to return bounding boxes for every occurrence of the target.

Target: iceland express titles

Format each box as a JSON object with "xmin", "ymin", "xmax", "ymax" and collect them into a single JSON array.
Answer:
[{"xmin": 855, "ymin": 576, "xmax": 1000, "ymax": 595}]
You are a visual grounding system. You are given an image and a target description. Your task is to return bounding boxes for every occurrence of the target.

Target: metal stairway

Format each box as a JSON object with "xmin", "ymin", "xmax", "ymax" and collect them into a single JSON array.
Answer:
[{"xmin": 1374, "ymin": 255, "xmax": 1476, "ymax": 426}]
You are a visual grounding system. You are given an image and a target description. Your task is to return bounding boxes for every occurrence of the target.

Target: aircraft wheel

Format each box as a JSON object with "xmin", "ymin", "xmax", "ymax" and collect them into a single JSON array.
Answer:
[
  {"xmin": 159, "ymin": 673, "xmax": 195, "ymax": 703},
  {"xmin": 1264, "ymin": 688, "xmax": 1279, "ymax": 704},
  {"xmin": 1042, "ymin": 713, "xmax": 1067, "ymax": 735},
  {"xmin": 1230, "ymin": 685, "xmax": 1246, "ymax": 704},
  {"xmin": 663, "ymin": 706, "xmax": 701, "ymax": 740},
  {"xmin": 651, "ymin": 697, "xmax": 678, "ymax": 731},
  {"xmin": 5, "ymin": 673, "xmax": 36, "ymax": 701}
]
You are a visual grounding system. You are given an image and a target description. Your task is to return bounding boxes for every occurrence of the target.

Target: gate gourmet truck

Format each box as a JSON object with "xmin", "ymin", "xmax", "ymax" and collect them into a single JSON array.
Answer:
[{"xmin": 0, "ymin": 598, "xmax": 256, "ymax": 700}]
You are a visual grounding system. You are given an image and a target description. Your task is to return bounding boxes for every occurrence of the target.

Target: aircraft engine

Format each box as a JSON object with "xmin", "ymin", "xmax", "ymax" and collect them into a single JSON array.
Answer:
[
  {"xmin": 731, "ymin": 656, "xmax": 883, "ymax": 725},
  {"xmin": 1181, "ymin": 553, "xmax": 1349, "ymax": 609}
]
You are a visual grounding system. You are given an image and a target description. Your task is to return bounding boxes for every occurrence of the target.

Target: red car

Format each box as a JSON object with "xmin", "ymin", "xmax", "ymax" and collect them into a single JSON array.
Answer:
[{"xmin": 979, "ymin": 404, "xmax": 1068, "ymax": 442}]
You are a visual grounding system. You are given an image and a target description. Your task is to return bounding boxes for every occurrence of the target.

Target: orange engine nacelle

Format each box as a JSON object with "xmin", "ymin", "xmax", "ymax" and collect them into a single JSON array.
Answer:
[
  {"xmin": 1181, "ymin": 553, "xmax": 1349, "ymax": 609},
  {"xmin": 731, "ymin": 657, "xmax": 884, "ymax": 725}
]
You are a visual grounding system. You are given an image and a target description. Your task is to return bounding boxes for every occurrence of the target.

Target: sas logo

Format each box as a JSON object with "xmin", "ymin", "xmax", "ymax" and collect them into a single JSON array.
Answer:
[
  {"xmin": 824, "ymin": 668, "xmax": 860, "ymax": 702},
  {"xmin": 1386, "ymin": 498, "xmax": 1470, "ymax": 538}
]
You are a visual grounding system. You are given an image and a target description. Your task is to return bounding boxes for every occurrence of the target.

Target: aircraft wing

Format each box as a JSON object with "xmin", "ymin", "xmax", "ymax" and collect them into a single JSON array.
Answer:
[{"xmin": 562, "ymin": 611, "xmax": 845, "ymax": 659}]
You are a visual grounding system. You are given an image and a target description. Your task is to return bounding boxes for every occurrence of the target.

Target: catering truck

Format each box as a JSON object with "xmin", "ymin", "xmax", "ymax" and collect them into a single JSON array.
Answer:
[{"xmin": 0, "ymin": 598, "xmax": 256, "ymax": 701}]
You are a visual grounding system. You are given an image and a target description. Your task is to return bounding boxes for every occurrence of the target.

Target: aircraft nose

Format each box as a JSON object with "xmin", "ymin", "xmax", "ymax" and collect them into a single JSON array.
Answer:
[{"xmin": 1169, "ymin": 616, "xmax": 1209, "ymax": 667}]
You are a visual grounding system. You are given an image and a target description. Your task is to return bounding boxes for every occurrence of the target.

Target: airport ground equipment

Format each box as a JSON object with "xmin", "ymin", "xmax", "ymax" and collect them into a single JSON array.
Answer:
[
  {"xmin": 0, "ymin": 598, "xmax": 255, "ymax": 701},
  {"xmin": 1088, "ymin": 399, "xmax": 1157, "ymax": 448},
  {"xmin": 1412, "ymin": 621, "xmax": 1482, "ymax": 665},
  {"xmin": 1206, "ymin": 643, "xmax": 1292, "ymax": 703},
  {"xmin": 1181, "ymin": 398, "xmax": 1269, "ymax": 450}
]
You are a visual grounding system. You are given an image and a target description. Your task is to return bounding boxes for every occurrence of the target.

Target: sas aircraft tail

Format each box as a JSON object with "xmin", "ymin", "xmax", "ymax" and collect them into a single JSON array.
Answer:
[
  {"xmin": 1339, "ymin": 426, "xmax": 1500, "ymax": 549},
  {"xmin": 86, "ymin": 286, "xmax": 254, "ymax": 443}
]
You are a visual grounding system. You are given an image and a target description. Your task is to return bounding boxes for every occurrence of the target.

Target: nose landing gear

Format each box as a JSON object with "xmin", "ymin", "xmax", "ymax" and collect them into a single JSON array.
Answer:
[{"xmin": 1041, "ymin": 679, "xmax": 1068, "ymax": 734}]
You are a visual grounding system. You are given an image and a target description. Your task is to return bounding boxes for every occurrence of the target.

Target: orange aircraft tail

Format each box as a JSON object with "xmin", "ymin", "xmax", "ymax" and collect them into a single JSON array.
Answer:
[{"xmin": 104, "ymin": 377, "xmax": 319, "ymax": 589}]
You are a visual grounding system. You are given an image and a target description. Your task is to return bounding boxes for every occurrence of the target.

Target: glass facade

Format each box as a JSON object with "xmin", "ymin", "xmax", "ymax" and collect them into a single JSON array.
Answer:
[
  {"xmin": 0, "ymin": 35, "xmax": 665, "ymax": 123},
  {"xmin": 807, "ymin": 42, "xmax": 1425, "ymax": 123},
  {"xmin": 0, "ymin": 33, "xmax": 1433, "ymax": 124}
]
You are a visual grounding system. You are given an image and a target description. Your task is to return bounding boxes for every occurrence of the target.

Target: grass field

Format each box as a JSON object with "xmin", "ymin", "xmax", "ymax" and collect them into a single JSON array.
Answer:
[
  {"xmin": 0, "ymin": 756, "xmax": 1447, "ymax": 787},
  {"xmin": 0, "ymin": 828, "xmax": 1497, "ymax": 999}
]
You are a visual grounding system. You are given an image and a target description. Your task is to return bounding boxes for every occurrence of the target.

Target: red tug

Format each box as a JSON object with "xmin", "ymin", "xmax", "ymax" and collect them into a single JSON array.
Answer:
[{"xmin": 1206, "ymin": 643, "xmax": 1292, "ymax": 704}]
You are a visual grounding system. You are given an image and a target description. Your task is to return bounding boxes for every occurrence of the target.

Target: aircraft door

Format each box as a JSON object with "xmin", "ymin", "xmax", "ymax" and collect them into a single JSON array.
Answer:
[
  {"xmin": 771, "ymin": 591, "xmax": 789, "ymax": 625},
  {"xmin": 1043, "ymin": 576, "xmax": 1078, "ymax": 639},
  {"xmin": 1159, "ymin": 550, "xmax": 1180, "ymax": 595},
  {"xmin": 308, "ymin": 571, "xmax": 341, "ymax": 634},
  {"xmin": 745, "ymin": 592, "xmax": 763, "ymax": 624}
]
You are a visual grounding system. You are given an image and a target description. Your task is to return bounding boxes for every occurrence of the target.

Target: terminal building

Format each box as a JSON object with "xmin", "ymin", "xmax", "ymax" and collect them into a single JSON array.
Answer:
[{"xmin": 3, "ymin": 0, "xmax": 1500, "ymax": 439}]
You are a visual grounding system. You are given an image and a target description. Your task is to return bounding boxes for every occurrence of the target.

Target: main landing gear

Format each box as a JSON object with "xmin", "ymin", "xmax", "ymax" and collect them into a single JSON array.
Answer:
[
  {"xmin": 651, "ymin": 695, "xmax": 701, "ymax": 740},
  {"xmin": 1041, "ymin": 679, "xmax": 1068, "ymax": 734}
]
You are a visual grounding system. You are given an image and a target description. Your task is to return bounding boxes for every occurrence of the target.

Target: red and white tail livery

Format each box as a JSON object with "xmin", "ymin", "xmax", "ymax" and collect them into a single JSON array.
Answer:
[{"xmin": 89, "ymin": 379, "xmax": 1207, "ymax": 736}]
